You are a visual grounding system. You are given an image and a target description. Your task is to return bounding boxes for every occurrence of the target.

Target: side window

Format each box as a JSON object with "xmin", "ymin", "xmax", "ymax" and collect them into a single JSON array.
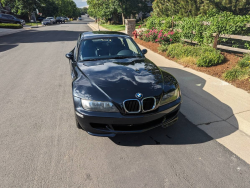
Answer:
[
  {"xmin": 6, "ymin": 15, "xmax": 13, "ymax": 19},
  {"xmin": 126, "ymin": 38, "xmax": 138, "ymax": 53}
]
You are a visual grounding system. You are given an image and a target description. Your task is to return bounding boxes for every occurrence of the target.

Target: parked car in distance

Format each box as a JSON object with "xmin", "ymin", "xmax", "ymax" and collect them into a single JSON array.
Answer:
[
  {"xmin": 46, "ymin": 17, "xmax": 56, "ymax": 24},
  {"xmin": 63, "ymin": 17, "xmax": 69, "ymax": 21},
  {"xmin": 78, "ymin": 17, "xmax": 82, "ymax": 20},
  {"xmin": 41, "ymin": 19, "xmax": 51, "ymax": 26},
  {"xmin": 0, "ymin": 13, "xmax": 25, "ymax": 25},
  {"xmin": 56, "ymin": 17, "xmax": 65, "ymax": 23},
  {"xmin": 65, "ymin": 31, "xmax": 181, "ymax": 137}
]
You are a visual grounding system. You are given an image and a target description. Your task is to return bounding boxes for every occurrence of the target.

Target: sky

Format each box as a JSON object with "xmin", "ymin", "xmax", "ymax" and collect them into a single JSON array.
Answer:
[{"xmin": 73, "ymin": 0, "xmax": 88, "ymax": 8}]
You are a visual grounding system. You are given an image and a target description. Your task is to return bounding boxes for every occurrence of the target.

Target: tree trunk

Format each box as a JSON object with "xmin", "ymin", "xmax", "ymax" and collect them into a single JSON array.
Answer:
[
  {"xmin": 28, "ymin": 12, "xmax": 31, "ymax": 22},
  {"xmin": 122, "ymin": 13, "xmax": 125, "ymax": 25}
]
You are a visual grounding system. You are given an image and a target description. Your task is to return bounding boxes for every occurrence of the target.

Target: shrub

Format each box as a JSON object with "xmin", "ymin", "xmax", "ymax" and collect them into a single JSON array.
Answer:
[
  {"xmin": 0, "ymin": 23, "xmax": 23, "ymax": 29},
  {"xmin": 166, "ymin": 43, "xmax": 200, "ymax": 58},
  {"xmin": 223, "ymin": 68, "xmax": 249, "ymax": 81},
  {"xmin": 158, "ymin": 43, "xmax": 169, "ymax": 52},
  {"xmin": 166, "ymin": 43, "xmax": 224, "ymax": 67},
  {"xmin": 238, "ymin": 54, "xmax": 250, "ymax": 68},
  {"xmin": 223, "ymin": 54, "xmax": 250, "ymax": 81},
  {"xmin": 138, "ymin": 28, "xmax": 179, "ymax": 44},
  {"xmin": 196, "ymin": 51, "xmax": 224, "ymax": 67},
  {"xmin": 145, "ymin": 16, "xmax": 172, "ymax": 30}
]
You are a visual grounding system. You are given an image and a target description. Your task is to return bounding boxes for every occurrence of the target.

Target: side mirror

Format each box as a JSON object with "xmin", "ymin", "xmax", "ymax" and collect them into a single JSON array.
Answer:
[
  {"xmin": 65, "ymin": 53, "xmax": 73, "ymax": 60},
  {"xmin": 142, "ymin": 49, "xmax": 147, "ymax": 55}
]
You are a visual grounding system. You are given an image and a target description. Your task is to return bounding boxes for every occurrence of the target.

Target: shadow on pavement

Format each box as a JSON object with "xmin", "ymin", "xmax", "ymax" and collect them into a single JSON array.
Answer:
[
  {"xmin": 0, "ymin": 29, "xmax": 89, "ymax": 52},
  {"xmin": 110, "ymin": 67, "xmax": 238, "ymax": 146},
  {"xmin": 0, "ymin": 45, "xmax": 18, "ymax": 53}
]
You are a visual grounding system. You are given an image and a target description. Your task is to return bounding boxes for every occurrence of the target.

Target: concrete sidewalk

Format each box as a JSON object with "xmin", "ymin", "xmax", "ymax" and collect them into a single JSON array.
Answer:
[
  {"xmin": 88, "ymin": 22, "xmax": 250, "ymax": 164},
  {"xmin": 87, "ymin": 22, "xmax": 108, "ymax": 31},
  {"xmin": 141, "ymin": 46, "xmax": 250, "ymax": 164}
]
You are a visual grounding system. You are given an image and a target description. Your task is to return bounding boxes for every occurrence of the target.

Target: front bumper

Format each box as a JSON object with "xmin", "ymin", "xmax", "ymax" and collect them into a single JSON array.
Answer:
[{"xmin": 74, "ymin": 97, "xmax": 181, "ymax": 137}]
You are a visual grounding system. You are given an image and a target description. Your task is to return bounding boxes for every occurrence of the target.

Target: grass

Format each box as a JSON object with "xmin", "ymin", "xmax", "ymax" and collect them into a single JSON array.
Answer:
[
  {"xmin": 0, "ymin": 23, "xmax": 23, "ymax": 29},
  {"xmin": 100, "ymin": 24, "xmax": 125, "ymax": 31},
  {"xmin": 25, "ymin": 22, "xmax": 41, "ymax": 26},
  {"xmin": 100, "ymin": 23, "xmax": 141, "ymax": 31}
]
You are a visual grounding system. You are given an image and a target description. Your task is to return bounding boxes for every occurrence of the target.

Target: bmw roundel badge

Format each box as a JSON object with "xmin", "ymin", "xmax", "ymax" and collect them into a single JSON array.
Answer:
[{"xmin": 135, "ymin": 93, "xmax": 143, "ymax": 99}]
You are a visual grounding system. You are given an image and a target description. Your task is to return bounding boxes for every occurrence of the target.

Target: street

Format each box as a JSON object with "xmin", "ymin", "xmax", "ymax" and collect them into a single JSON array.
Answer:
[{"xmin": 0, "ymin": 17, "xmax": 250, "ymax": 188}]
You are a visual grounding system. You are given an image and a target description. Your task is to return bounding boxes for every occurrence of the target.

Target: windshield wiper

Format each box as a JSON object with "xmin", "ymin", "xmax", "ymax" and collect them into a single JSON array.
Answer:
[
  {"xmin": 111, "ymin": 56, "xmax": 142, "ymax": 59},
  {"xmin": 79, "ymin": 58, "xmax": 107, "ymax": 61}
]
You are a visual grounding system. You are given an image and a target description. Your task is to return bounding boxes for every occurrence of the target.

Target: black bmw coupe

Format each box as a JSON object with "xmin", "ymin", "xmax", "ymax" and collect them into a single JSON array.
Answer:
[{"xmin": 65, "ymin": 31, "xmax": 181, "ymax": 137}]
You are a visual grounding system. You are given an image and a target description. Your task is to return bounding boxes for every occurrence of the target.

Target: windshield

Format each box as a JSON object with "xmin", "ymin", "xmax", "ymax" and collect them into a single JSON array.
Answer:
[{"xmin": 78, "ymin": 37, "xmax": 143, "ymax": 61}]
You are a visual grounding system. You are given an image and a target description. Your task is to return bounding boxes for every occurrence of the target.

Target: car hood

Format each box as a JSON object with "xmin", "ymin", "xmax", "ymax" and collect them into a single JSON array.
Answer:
[{"xmin": 77, "ymin": 58, "xmax": 165, "ymax": 102}]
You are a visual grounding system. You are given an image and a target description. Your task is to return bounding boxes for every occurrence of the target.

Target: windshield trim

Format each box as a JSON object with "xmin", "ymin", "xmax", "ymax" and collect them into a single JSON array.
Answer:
[{"xmin": 77, "ymin": 36, "xmax": 144, "ymax": 61}]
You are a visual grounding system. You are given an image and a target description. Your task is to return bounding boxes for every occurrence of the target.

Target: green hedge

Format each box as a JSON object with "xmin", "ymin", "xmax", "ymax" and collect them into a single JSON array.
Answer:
[
  {"xmin": 0, "ymin": 23, "xmax": 23, "ymax": 29},
  {"xmin": 166, "ymin": 43, "xmax": 224, "ymax": 67},
  {"xmin": 145, "ymin": 11, "xmax": 250, "ymax": 46}
]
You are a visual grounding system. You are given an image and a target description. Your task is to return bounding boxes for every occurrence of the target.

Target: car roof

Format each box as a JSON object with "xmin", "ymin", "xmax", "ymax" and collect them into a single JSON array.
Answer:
[{"xmin": 80, "ymin": 31, "xmax": 129, "ymax": 40}]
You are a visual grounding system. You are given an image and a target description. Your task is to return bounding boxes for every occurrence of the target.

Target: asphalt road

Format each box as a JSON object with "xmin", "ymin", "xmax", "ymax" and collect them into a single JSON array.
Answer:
[{"xmin": 0, "ymin": 17, "xmax": 250, "ymax": 188}]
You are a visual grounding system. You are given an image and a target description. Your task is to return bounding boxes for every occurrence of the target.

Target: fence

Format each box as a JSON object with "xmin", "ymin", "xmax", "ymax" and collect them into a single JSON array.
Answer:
[{"xmin": 173, "ymin": 19, "xmax": 250, "ymax": 53}]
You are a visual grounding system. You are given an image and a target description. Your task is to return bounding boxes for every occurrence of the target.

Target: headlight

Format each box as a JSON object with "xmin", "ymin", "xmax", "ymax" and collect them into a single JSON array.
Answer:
[
  {"xmin": 81, "ymin": 99, "xmax": 119, "ymax": 112},
  {"xmin": 160, "ymin": 87, "xmax": 180, "ymax": 106}
]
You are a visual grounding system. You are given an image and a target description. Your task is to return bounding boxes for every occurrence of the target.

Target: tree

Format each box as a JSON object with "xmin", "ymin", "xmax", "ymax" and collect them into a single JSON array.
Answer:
[
  {"xmin": 87, "ymin": 0, "xmax": 151, "ymax": 24},
  {"xmin": 39, "ymin": 0, "xmax": 58, "ymax": 17},
  {"xmin": 152, "ymin": 0, "xmax": 250, "ymax": 17},
  {"xmin": 208, "ymin": 0, "xmax": 250, "ymax": 15},
  {"xmin": 1, "ymin": 0, "xmax": 81, "ymax": 20},
  {"xmin": 82, "ymin": 7, "xmax": 88, "ymax": 14},
  {"xmin": 117, "ymin": 0, "xmax": 150, "ymax": 24}
]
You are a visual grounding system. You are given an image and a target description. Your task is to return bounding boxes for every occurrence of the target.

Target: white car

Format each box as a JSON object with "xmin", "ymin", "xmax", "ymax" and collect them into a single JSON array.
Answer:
[{"xmin": 46, "ymin": 17, "xmax": 56, "ymax": 24}]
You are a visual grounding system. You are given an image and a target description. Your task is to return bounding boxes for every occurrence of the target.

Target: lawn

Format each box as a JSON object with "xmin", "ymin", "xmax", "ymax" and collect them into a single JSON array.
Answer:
[
  {"xmin": 0, "ymin": 23, "xmax": 23, "ymax": 29},
  {"xmin": 25, "ymin": 22, "xmax": 41, "ymax": 26},
  {"xmin": 100, "ymin": 23, "xmax": 141, "ymax": 31}
]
